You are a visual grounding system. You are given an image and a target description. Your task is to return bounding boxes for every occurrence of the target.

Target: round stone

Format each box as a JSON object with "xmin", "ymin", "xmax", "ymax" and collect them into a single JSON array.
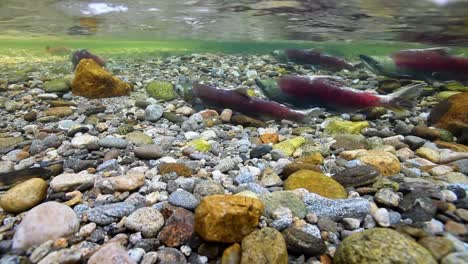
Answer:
[
  {"xmin": 168, "ymin": 189, "xmax": 199, "ymax": 210},
  {"xmin": 0, "ymin": 178, "xmax": 48, "ymax": 213},
  {"xmin": 98, "ymin": 137, "xmax": 129, "ymax": 149},
  {"xmin": 125, "ymin": 207, "xmax": 164, "ymax": 238}
]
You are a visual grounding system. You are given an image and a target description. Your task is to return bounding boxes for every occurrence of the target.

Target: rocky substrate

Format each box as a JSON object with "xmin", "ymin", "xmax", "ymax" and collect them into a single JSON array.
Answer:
[{"xmin": 0, "ymin": 53, "xmax": 467, "ymax": 264}]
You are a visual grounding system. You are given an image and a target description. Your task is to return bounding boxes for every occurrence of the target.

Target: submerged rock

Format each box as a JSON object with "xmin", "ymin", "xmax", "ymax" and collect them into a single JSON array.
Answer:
[
  {"xmin": 0, "ymin": 178, "xmax": 48, "ymax": 213},
  {"xmin": 428, "ymin": 92, "xmax": 467, "ymax": 138},
  {"xmin": 72, "ymin": 59, "xmax": 132, "ymax": 98},
  {"xmin": 146, "ymin": 81, "xmax": 178, "ymax": 101},
  {"xmin": 284, "ymin": 170, "xmax": 347, "ymax": 199},
  {"xmin": 241, "ymin": 227, "xmax": 288, "ymax": 264}
]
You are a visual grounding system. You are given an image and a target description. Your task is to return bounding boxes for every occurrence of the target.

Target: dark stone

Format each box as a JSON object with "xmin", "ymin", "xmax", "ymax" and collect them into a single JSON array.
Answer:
[
  {"xmin": 332, "ymin": 165, "xmax": 380, "ymax": 187},
  {"xmin": 249, "ymin": 144, "xmax": 272, "ymax": 158},
  {"xmin": 197, "ymin": 243, "xmax": 221, "ymax": 259},
  {"xmin": 317, "ymin": 218, "xmax": 338, "ymax": 233},
  {"xmin": 67, "ymin": 126, "xmax": 89, "ymax": 137},
  {"xmin": 157, "ymin": 248, "xmax": 187, "ymax": 264},
  {"xmin": 84, "ymin": 105, "xmax": 106, "ymax": 116},
  {"xmin": 331, "ymin": 134, "xmax": 368, "ymax": 151},
  {"xmin": 134, "ymin": 238, "xmax": 161, "ymax": 252},
  {"xmin": 404, "ymin": 135, "xmax": 426, "ymax": 150},
  {"xmin": 448, "ymin": 186, "xmax": 466, "ymax": 199},
  {"xmin": 134, "ymin": 144, "xmax": 164, "ymax": 160},
  {"xmin": 63, "ymin": 158, "xmax": 98, "ymax": 172},
  {"xmin": 454, "ymin": 198, "xmax": 468, "ymax": 210},
  {"xmin": 23, "ymin": 111, "xmax": 37, "ymax": 122},
  {"xmin": 282, "ymin": 227, "xmax": 327, "ymax": 256},
  {"xmin": 398, "ymin": 192, "xmax": 437, "ymax": 222},
  {"xmin": 158, "ymin": 208, "xmax": 195, "ymax": 247},
  {"xmin": 231, "ymin": 115, "xmax": 267, "ymax": 127}
]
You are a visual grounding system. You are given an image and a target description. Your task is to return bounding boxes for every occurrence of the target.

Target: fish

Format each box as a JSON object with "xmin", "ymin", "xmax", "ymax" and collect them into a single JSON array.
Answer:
[
  {"xmin": 273, "ymin": 49, "xmax": 355, "ymax": 71},
  {"xmin": 359, "ymin": 48, "xmax": 468, "ymax": 81},
  {"xmin": 256, "ymin": 75, "xmax": 424, "ymax": 112},
  {"xmin": 71, "ymin": 49, "xmax": 106, "ymax": 69},
  {"xmin": 174, "ymin": 77, "xmax": 316, "ymax": 122}
]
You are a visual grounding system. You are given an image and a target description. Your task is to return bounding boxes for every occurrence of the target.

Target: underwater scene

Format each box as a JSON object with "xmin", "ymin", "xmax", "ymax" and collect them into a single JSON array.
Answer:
[{"xmin": 0, "ymin": 0, "xmax": 468, "ymax": 263}]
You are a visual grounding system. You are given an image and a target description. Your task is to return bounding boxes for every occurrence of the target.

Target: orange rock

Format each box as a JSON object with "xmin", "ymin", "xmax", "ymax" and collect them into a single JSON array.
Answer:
[
  {"xmin": 428, "ymin": 92, "xmax": 468, "ymax": 137},
  {"xmin": 44, "ymin": 106, "xmax": 74, "ymax": 117},
  {"xmin": 434, "ymin": 140, "xmax": 468, "ymax": 152},
  {"xmin": 72, "ymin": 59, "xmax": 132, "ymax": 99},
  {"xmin": 260, "ymin": 133, "xmax": 279, "ymax": 144}
]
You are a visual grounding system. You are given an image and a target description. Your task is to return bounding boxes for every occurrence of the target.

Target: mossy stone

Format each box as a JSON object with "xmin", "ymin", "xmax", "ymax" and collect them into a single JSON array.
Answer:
[
  {"xmin": 42, "ymin": 78, "xmax": 71, "ymax": 93},
  {"xmin": 125, "ymin": 131, "xmax": 153, "ymax": 146},
  {"xmin": 146, "ymin": 81, "xmax": 178, "ymax": 101},
  {"xmin": 437, "ymin": 91, "xmax": 461, "ymax": 100},
  {"xmin": 334, "ymin": 228, "xmax": 437, "ymax": 264},
  {"xmin": 324, "ymin": 119, "xmax": 369, "ymax": 135},
  {"xmin": 284, "ymin": 170, "xmax": 347, "ymax": 199},
  {"xmin": 187, "ymin": 139, "xmax": 211, "ymax": 152},
  {"xmin": 272, "ymin": 137, "xmax": 305, "ymax": 157}
]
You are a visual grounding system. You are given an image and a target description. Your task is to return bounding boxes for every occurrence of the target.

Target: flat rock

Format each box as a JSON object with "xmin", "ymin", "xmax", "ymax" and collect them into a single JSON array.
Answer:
[
  {"xmin": 12, "ymin": 202, "xmax": 79, "ymax": 250},
  {"xmin": 98, "ymin": 137, "xmax": 129, "ymax": 149},
  {"xmin": 134, "ymin": 144, "xmax": 164, "ymax": 160},
  {"xmin": 259, "ymin": 191, "xmax": 307, "ymax": 218},
  {"xmin": 356, "ymin": 150, "xmax": 401, "ymax": 176},
  {"xmin": 95, "ymin": 173, "xmax": 145, "ymax": 193}
]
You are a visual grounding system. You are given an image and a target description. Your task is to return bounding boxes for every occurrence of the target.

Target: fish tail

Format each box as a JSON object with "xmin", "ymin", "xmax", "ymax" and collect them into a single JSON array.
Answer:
[{"xmin": 383, "ymin": 83, "xmax": 425, "ymax": 110}]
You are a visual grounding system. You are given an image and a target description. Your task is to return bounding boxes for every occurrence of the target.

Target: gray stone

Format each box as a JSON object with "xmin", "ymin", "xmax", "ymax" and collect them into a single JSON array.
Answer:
[
  {"xmin": 168, "ymin": 189, "xmax": 199, "ymax": 210},
  {"xmin": 193, "ymin": 180, "xmax": 225, "ymax": 200},
  {"xmin": 404, "ymin": 136, "xmax": 426, "ymax": 150},
  {"xmin": 332, "ymin": 165, "xmax": 380, "ymax": 187},
  {"xmin": 87, "ymin": 202, "xmax": 136, "ymax": 225},
  {"xmin": 452, "ymin": 159, "xmax": 468, "ymax": 175},
  {"xmin": 235, "ymin": 183, "xmax": 270, "ymax": 194},
  {"xmin": 259, "ymin": 191, "xmax": 307, "ymax": 218},
  {"xmin": 125, "ymin": 207, "xmax": 164, "ymax": 238},
  {"xmin": 128, "ymin": 248, "xmax": 146, "ymax": 263},
  {"xmin": 374, "ymin": 188, "xmax": 401, "ymax": 207},
  {"xmin": 282, "ymin": 227, "xmax": 326, "ymax": 256},
  {"xmin": 145, "ymin": 105, "xmax": 164, "ymax": 122},
  {"xmin": 0, "ymin": 160, "xmax": 14, "ymax": 174},
  {"xmin": 134, "ymin": 144, "xmax": 164, "ymax": 160},
  {"xmin": 303, "ymin": 193, "xmax": 370, "ymax": 221},
  {"xmin": 50, "ymin": 173, "xmax": 95, "ymax": 192},
  {"xmin": 98, "ymin": 137, "xmax": 129, "ymax": 149}
]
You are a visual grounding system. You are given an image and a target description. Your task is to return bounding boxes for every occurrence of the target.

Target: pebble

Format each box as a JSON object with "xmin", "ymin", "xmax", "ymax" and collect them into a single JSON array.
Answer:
[
  {"xmin": 98, "ymin": 137, "xmax": 129, "ymax": 149},
  {"xmin": 374, "ymin": 188, "xmax": 401, "ymax": 207},
  {"xmin": 134, "ymin": 144, "xmax": 164, "ymax": 159},
  {"xmin": 125, "ymin": 207, "xmax": 164, "ymax": 237},
  {"xmin": 87, "ymin": 202, "xmax": 136, "ymax": 225},
  {"xmin": 145, "ymin": 105, "xmax": 164, "ymax": 121},
  {"xmin": 0, "ymin": 178, "xmax": 48, "ymax": 213},
  {"xmin": 71, "ymin": 134, "xmax": 99, "ymax": 148},
  {"xmin": 168, "ymin": 189, "xmax": 199, "ymax": 210},
  {"xmin": 50, "ymin": 173, "xmax": 95, "ymax": 192}
]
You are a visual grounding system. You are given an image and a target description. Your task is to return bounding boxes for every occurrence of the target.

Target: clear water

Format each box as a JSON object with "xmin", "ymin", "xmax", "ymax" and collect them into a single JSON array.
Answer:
[{"xmin": 1, "ymin": 0, "xmax": 468, "ymax": 61}]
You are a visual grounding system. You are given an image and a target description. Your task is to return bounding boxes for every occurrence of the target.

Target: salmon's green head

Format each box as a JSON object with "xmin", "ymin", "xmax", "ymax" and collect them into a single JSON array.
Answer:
[
  {"xmin": 271, "ymin": 50, "xmax": 288, "ymax": 62},
  {"xmin": 174, "ymin": 76, "xmax": 195, "ymax": 103},
  {"xmin": 359, "ymin": 55, "xmax": 398, "ymax": 77}
]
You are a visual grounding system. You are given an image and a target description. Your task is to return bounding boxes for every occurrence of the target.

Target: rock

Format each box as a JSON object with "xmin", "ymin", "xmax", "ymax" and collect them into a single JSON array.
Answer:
[
  {"xmin": 0, "ymin": 160, "xmax": 14, "ymax": 174},
  {"xmin": 88, "ymin": 243, "xmax": 136, "ymax": 264},
  {"xmin": 0, "ymin": 137, "xmax": 23, "ymax": 149},
  {"xmin": 221, "ymin": 243, "xmax": 241, "ymax": 264},
  {"xmin": 168, "ymin": 189, "xmax": 199, "ymax": 210},
  {"xmin": 157, "ymin": 248, "xmax": 187, "ymax": 264},
  {"xmin": 374, "ymin": 188, "xmax": 401, "ymax": 207},
  {"xmin": 334, "ymin": 228, "xmax": 437, "ymax": 264},
  {"xmin": 258, "ymin": 167, "xmax": 283, "ymax": 187},
  {"xmin": 415, "ymin": 147, "xmax": 440, "ymax": 163},
  {"xmin": 193, "ymin": 180, "xmax": 225, "ymax": 200},
  {"xmin": 71, "ymin": 134, "xmax": 99, "ymax": 148},
  {"xmin": 428, "ymin": 92, "xmax": 468, "ymax": 138},
  {"xmin": 324, "ymin": 119, "xmax": 369, "ymax": 135},
  {"xmin": 125, "ymin": 131, "xmax": 153, "ymax": 146},
  {"xmin": 220, "ymin": 109, "xmax": 233, "ymax": 122},
  {"xmin": 96, "ymin": 173, "xmax": 145, "ymax": 193},
  {"xmin": 260, "ymin": 133, "xmax": 279, "ymax": 144},
  {"xmin": 250, "ymin": 144, "xmax": 272, "ymax": 158},
  {"xmin": 72, "ymin": 59, "xmax": 132, "ymax": 98},
  {"xmin": 158, "ymin": 208, "xmax": 195, "ymax": 247},
  {"xmin": 98, "ymin": 137, "xmax": 129, "ymax": 149},
  {"xmin": 145, "ymin": 105, "xmax": 164, "ymax": 122},
  {"xmin": 356, "ymin": 150, "xmax": 401, "ymax": 176},
  {"xmin": 125, "ymin": 207, "xmax": 164, "ymax": 238},
  {"xmin": 419, "ymin": 236, "xmax": 454, "ymax": 260},
  {"xmin": 281, "ymin": 227, "xmax": 326, "ymax": 256},
  {"xmin": 437, "ymin": 91, "xmax": 461, "ymax": 100},
  {"xmin": 272, "ymin": 137, "xmax": 305, "ymax": 157},
  {"xmin": 303, "ymin": 193, "xmax": 370, "ymax": 221},
  {"xmin": 441, "ymin": 252, "xmax": 468, "ymax": 264},
  {"xmin": 0, "ymin": 178, "xmax": 48, "ymax": 213},
  {"xmin": 42, "ymin": 78, "xmax": 71, "ymax": 93},
  {"xmin": 146, "ymin": 81, "xmax": 177, "ymax": 101},
  {"xmin": 38, "ymin": 249, "xmax": 82, "ymax": 264},
  {"xmin": 296, "ymin": 152, "xmax": 324, "ymax": 165},
  {"xmin": 159, "ymin": 163, "xmax": 192, "ymax": 177},
  {"xmin": 332, "ymin": 165, "xmax": 381, "ymax": 187},
  {"xmin": 372, "ymin": 208, "xmax": 390, "ymax": 227},
  {"xmin": 194, "ymin": 195, "xmax": 264, "ymax": 243},
  {"xmin": 398, "ymin": 192, "xmax": 437, "ymax": 222},
  {"xmin": 87, "ymin": 202, "xmax": 136, "ymax": 225},
  {"xmin": 259, "ymin": 191, "xmax": 307, "ymax": 218},
  {"xmin": 44, "ymin": 106, "xmax": 74, "ymax": 117},
  {"xmin": 404, "ymin": 135, "xmax": 427, "ymax": 150},
  {"xmin": 445, "ymin": 220, "xmax": 467, "ymax": 236},
  {"xmin": 331, "ymin": 134, "xmax": 368, "ymax": 150},
  {"xmin": 452, "ymin": 159, "xmax": 468, "ymax": 175},
  {"xmin": 231, "ymin": 115, "xmax": 267, "ymax": 127},
  {"xmin": 284, "ymin": 170, "xmax": 347, "ymax": 199},
  {"xmin": 128, "ymin": 248, "xmax": 145, "ymax": 263},
  {"xmin": 241, "ymin": 227, "xmax": 287, "ymax": 264},
  {"xmin": 12, "ymin": 202, "xmax": 79, "ymax": 250},
  {"xmin": 50, "ymin": 173, "xmax": 95, "ymax": 192},
  {"xmin": 186, "ymin": 139, "xmax": 211, "ymax": 152},
  {"xmin": 134, "ymin": 144, "xmax": 164, "ymax": 159},
  {"xmin": 282, "ymin": 162, "xmax": 321, "ymax": 176}
]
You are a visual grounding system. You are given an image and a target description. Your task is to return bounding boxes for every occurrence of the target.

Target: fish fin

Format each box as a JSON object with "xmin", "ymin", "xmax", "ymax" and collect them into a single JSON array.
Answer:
[
  {"xmin": 384, "ymin": 83, "xmax": 425, "ymax": 110},
  {"xmin": 232, "ymin": 87, "xmax": 251, "ymax": 99}
]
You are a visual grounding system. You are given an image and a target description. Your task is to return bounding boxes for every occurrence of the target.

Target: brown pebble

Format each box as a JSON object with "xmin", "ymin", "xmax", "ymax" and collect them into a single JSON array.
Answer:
[
  {"xmin": 445, "ymin": 220, "xmax": 467, "ymax": 235},
  {"xmin": 23, "ymin": 111, "xmax": 37, "ymax": 122}
]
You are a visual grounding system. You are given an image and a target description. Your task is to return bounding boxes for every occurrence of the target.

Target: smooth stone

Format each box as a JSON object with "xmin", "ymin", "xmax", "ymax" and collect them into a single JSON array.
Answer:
[
  {"xmin": 259, "ymin": 191, "xmax": 307, "ymax": 218},
  {"xmin": 357, "ymin": 150, "xmax": 401, "ymax": 176},
  {"xmin": 374, "ymin": 188, "xmax": 401, "ymax": 207},
  {"xmin": 0, "ymin": 178, "xmax": 48, "ymax": 213},
  {"xmin": 332, "ymin": 165, "xmax": 381, "ymax": 187},
  {"xmin": 194, "ymin": 195, "xmax": 264, "ymax": 243},
  {"xmin": 284, "ymin": 170, "xmax": 347, "ymax": 199},
  {"xmin": 334, "ymin": 228, "xmax": 437, "ymax": 264},
  {"xmin": 95, "ymin": 173, "xmax": 145, "ymax": 193},
  {"xmin": 303, "ymin": 193, "xmax": 370, "ymax": 221},
  {"xmin": 88, "ymin": 243, "xmax": 136, "ymax": 264},
  {"xmin": 125, "ymin": 207, "xmax": 164, "ymax": 238},
  {"xmin": 281, "ymin": 227, "xmax": 326, "ymax": 256},
  {"xmin": 250, "ymin": 144, "xmax": 272, "ymax": 158},
  {"xmin": 98, "ymin": 137, "xmax": 129, "ymax": 149},
  {"xmin": 272, "ymin": 137, "xmax": 305, "ymax": 157},
  {"xmin": 87, "ymin": 202, "xmax": 136, "ymax": 225},
  {"xmin": 168, "ymin": 189, "xmax": 199, "ymax": 210},
  {"xmin": 125, "ymin": 131, "xmax": 154, "ymax": 146},
  {"xmin": 134, "ymin": 144, "xmax": 164, "ymax": 160},
  {"xmin": 193, "ymin": 180, "xmax": 225, "ymax": 200},
  {"xmin": 145, "ymin": 105, "xmax": 164, "ymax": 122},
  {"xmin": 12, "ymin": 202, "xmax": 79, "ymax": 250},
  {"xmin": 241, "ymin": 227, "xmax": 287, "ymax": 264},
  {"xmin": 71, "ymin": 134, "xmax": 99, "ymax": 148},
  {"xmin": 50, "ymin": 173, "xmax": 95, "ymax": 192}
]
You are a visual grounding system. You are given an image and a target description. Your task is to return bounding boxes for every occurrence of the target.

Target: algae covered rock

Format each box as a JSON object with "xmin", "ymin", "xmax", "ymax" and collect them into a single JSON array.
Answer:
[
  {"xmin": 259, "ymin": 191, "xmax": 307, "ymax": 218},
  {"xmin": 194, "ymin": 195, "xmax": 264, "ymax": 243},
  {"xmin": 324, "ymin": 118, "xmax": 369, "ymax": 135},
  {"xmin": 240, "ymin": 227, "xmax": 288, "ymax": 264},
  {"xmin": 146, "ymin": 81, "xmax": 178, "ymax": 101},
  {"xmin": 284, "ymin": 170, "xmax": 347, "ymax": 199},
  {"xmin": 72, "ymin": 59, "xmax": 132, "ymax": 98},
  {"xmin": 187, "ymin": 139, "xmax": 211, "ymax": 152},
  {"xmin": 356, "ymin": 150, "xmax": 401, "ymax": 176},
  {"xmin": 42, "ymin": 78, "xmax": 71, "ymax": 93},
  {"xmin": 334, "ymin": 228, "xmax": 437, "ymax": 264},
  {"xmin": 272, "ymin": 136, "xmax": 305, "ymax": 157},
  {"xmin": 428, "ymin": 92, "xmax": 468, "ymax": 138}
]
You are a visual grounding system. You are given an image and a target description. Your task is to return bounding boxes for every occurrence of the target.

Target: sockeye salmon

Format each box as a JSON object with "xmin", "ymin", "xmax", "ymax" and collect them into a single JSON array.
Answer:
[{"xmin": 273, "ymin": 49, "xmax": 355, "ymax": 71}]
